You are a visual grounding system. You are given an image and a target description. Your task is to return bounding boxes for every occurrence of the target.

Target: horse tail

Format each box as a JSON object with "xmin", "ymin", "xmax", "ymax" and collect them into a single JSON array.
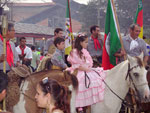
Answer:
[{"xmin": 64, "ymin": 71, "xmax": 78, "ymax": 90}]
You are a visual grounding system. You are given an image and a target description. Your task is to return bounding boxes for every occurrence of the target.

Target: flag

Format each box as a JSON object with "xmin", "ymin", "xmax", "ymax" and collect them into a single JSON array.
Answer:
[
  {"xmin": 134, "ymin": 0, "xmax": 143, "ymax": 38},
  {"xmin": 65, "ymin": 0, "xmax": 73, "ymax": 55},
  {"xmin": 102, "ymin": 0, "xmax": 121, "ymax": 70}
]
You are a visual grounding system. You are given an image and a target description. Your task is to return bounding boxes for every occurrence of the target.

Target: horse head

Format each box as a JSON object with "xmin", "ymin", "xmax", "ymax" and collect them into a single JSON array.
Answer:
[{"xmin": 127, "ymin": 53, "xmax": 150, "ymax": 101}]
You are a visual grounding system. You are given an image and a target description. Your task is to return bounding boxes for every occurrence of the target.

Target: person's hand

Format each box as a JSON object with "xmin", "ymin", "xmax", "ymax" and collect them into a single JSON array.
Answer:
[
  {"xmin": 46, "ymin": 54, "xmax": 52, "ymax": 57},
  {"xmin": 0, "ymin": 54, "xmax": 5, "ymax": 63},
  {"xmin": 16, "ymin": 61, "xmax": 22, "ymax": 67},
  {"xmin": 120, "ymin": 50, "xmax": 126, "ymax": 56},
  {"xmin": 98, "ymin": 32, "xmax": 102, "ymax": 40},
  {"xmin": 83, "ymin": 64, "xmax": 91, "ymax": 72}
]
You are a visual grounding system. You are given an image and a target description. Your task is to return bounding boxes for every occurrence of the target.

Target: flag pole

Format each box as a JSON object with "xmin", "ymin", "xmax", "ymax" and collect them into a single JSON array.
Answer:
[
  {"xmin": 112, "ymin": 2, "xmax": 136, "ymax": 111},
  {"xmin": 67, "ymin": 0, "xmax": 74, "ymax": 48},
  {"xmin": 111, "ymin": 0, "xmax": 126, "ymax": 60},
  {"xmin": 68, "ymin": 0, "xmax": 72, "ymax": 31},
  {"xmin": 2, "ymin": 14, "xmax": 8, "ymax": 111}
]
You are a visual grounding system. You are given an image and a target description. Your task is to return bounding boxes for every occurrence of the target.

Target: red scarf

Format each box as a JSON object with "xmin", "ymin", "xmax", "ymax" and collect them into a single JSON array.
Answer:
[
  {"xmin": 91, "ymin": 36, "xmax": 101, "ymax": 51},
  {"xmin": 0, "ymin": 35, "xmax": 14, "ymax": 67},
  {"xmin": 19, "ymin": 45, "xmax": 26, "ymax": 55}
]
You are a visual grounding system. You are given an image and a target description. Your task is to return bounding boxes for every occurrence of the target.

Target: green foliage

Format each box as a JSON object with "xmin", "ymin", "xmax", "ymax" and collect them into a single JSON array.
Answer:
[{"xmin": 79, "ymin": 0, "xmax": 98, "ymax": 33}]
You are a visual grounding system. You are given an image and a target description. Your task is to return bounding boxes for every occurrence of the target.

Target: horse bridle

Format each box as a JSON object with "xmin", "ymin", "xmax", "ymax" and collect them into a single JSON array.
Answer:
[{"xmin": 126, "ymin": 63, "xmax": 148, "ymax": 99}]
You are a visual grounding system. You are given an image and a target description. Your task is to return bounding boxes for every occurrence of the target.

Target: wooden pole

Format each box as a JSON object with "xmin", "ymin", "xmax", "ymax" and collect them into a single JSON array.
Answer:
[
  {"xmin": 111, "ymin": 0, "xmax": 126, "ymax": 60},
  {"xmin": 68, "ymin": 0, "xmax": 72, "ymax": 32},
  {"xmin": 67, "ymin": 0, "xmax": 74, "ymax": 48},
  {"xmin": 2, "ymin": 14, "xmax": 8, "ymax": 111}
]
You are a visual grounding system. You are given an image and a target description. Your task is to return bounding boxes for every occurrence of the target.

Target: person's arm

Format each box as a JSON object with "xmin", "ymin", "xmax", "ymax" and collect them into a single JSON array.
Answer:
[
  {"xmin": 24, "ymin": 47, "xmax": 32, "ymax": 61},
  {"xmin": 0, "ymin": 54, "xmax": 5, "ymax": 63},
  {"xmin": 78, "ymin": 65, "xmax": 91, "ymax": 72},
  {"xmin": 144, "ymin": 56, "xmax": 149, "ymax": 66},
  {"xmin": 142, "ymin": 40, "xmax": 149, "ymax": 66},
  {"xmin": 36, "ymin": 54, "xmax": 40, "ymax": 68},
  {"xmin": 114, "ymin": 49, "xmax": 126, "ymax": 57},
  {"xmin": 44, "ymin": 39, "xmax": 53, "ymax": 55}
]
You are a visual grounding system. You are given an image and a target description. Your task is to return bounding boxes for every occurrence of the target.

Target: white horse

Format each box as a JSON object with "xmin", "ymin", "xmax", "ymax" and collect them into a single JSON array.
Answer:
[{"xmin": 70, "ymin": 54, "xmax": 150, "ymax": 113}]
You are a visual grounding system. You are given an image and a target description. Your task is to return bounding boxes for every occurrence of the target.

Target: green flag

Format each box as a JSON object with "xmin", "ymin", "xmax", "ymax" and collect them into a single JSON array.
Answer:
[{"xmin": 102, "ymin": 0, "xmax": 121, "ymax": 70}]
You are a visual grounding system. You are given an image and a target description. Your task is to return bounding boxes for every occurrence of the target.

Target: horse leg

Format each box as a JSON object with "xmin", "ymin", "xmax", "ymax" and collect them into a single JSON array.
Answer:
[{"xmin": 85, "ymin": 106, "xmax": 91, "ymax": 113}]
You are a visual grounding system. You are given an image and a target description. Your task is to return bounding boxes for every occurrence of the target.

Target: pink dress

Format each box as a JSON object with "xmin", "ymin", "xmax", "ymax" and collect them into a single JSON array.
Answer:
[{"xmin": 67, "ymin": 49, "xmax": 106, "ymax": 107}]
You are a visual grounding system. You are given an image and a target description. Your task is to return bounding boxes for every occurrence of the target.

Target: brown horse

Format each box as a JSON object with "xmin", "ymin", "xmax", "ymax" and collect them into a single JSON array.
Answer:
[{"xmin": 6, "ymin": 66, "xmax": 78, "ymax": 113}]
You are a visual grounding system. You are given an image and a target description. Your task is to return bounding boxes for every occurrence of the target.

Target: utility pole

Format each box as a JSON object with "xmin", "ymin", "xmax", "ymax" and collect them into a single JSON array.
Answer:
[{"xmin": 97, "ymin": 0, "xmax": 100, "ymax": 27}]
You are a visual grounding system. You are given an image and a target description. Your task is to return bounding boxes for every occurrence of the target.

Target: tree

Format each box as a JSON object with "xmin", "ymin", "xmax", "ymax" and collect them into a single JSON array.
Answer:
[
  {"xmin": 116, "ymin": 0, "xmax": 150, "ymax": 34},
  {"xmin": 79, "ymin": 0, "xmax": 150, "ymax": 35},
  {"xmin": 79, "ymin": 0, "xmax": 98, "ymax": 33},
  {"xmin": 79, "ymin": 0, "xmax": 108, "ymax": 33}
]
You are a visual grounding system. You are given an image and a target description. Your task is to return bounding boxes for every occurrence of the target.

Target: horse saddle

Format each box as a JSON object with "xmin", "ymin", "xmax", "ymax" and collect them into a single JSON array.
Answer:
[
  {"xmin": 51, "ymin": 65, "xmax": 62, "ymax": 70},
  {"xmin": 11, "ymin": 65, "xmax": 30, "ymax": 78}
]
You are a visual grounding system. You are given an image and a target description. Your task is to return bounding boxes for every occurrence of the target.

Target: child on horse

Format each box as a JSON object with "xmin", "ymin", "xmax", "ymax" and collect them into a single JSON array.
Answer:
[
  {"xmin": 51, "ymin": 37, "xmax": 67, "ymax": 70},
  {"xmin": 66, "ymin": 34, "xmax": 106, "ymax": 111}
]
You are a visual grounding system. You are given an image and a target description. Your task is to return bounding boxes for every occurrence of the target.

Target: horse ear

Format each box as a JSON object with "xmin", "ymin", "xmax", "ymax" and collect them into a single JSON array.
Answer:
[
  {"xmin": 127, "ymin": 54, "xmax": 134, "ymax": 63},
  {"xmin": 138, "ymin": 52, "xmax": 144, "ymax": 60}
]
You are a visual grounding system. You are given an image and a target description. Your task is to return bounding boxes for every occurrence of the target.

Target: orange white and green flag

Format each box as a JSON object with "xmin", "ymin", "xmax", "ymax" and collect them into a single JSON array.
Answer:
[
  {"xmin": 134, "ymin": 0, "xmax": 143, "ymax": 38},
  {"xmin": 65, "ymin": 0, "xmax": 73, "ymax": 55}
]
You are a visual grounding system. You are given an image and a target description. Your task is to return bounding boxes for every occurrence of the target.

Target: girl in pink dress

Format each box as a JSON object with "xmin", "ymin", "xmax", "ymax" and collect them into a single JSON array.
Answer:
[{"xmin": 66, "ymin": 34, "xmax": 106, "ymax": 109}]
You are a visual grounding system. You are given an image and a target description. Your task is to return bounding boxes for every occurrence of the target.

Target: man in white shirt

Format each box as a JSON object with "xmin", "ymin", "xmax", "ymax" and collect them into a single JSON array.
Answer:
[{"xmin": 16, "ymin": 37, "xmax": 32, "ymax": 66}]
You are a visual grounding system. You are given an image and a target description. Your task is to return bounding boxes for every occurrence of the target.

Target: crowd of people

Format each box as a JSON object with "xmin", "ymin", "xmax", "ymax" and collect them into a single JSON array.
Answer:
[{"xmin": 0, "ymin": 22, "xmax": 149, "ymax": 113}]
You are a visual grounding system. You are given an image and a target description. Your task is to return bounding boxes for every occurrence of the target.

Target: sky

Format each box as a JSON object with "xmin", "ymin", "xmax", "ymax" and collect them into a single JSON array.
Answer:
[{"xmin": 14, "ymin": 0, "xmax": 90, "ymax": 4}]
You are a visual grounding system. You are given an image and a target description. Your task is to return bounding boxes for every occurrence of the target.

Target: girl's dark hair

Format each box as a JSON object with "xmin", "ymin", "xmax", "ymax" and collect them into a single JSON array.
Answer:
[
  {"xmin": 74, "ymin": 35, "xmax": 88, "ymax": 58},
  {"xmin": 39, "ymin": 78, "xmax": 70, "ymax": 113}
]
